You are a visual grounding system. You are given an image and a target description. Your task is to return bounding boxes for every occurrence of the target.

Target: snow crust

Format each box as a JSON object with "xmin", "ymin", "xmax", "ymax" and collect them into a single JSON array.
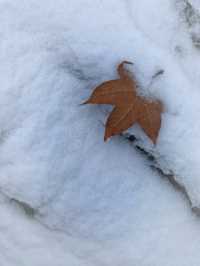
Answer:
[{"xmin": 1, "ymin": 0, "xmax": 200, "ymax": 265}]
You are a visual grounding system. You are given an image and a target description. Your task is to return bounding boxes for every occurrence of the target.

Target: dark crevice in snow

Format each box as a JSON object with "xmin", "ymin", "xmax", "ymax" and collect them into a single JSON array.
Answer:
[
  {"xmin": 125, "ymin": 133, "xmax": 200, "ymax": 215},
  {"xmin": 0, "ymin": 189, "xmax": 72, "ymax": 238},
  {"xmin": 0, "ymin": 189, "xmax": 37, "ymax": 217},
  {"xmin": 10, "ymin": 198, "xmax": 36, "ymax": 217},
  {"xmin": 0, "ymin": 189, "xmax": 67, "ymax": 233}
]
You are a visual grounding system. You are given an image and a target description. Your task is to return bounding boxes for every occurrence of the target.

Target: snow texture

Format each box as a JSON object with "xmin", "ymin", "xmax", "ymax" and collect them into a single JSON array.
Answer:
[
  {"xmin": 0, "ymin": 194, "xmax": 90, "ymax": 266},
  {"xmin": 1, "ymin": 0, "xmax": 200, "ymax": 265}
]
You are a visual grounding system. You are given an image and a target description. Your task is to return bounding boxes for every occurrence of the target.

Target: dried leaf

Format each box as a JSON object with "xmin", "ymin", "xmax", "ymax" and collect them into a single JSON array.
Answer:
[{"xmin": 83, "ymin": 61, "xmax": 163, "ymax": 144}]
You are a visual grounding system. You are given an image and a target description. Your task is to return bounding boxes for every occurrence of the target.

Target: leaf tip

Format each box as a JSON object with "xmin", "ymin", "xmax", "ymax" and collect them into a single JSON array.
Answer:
[
  {"xmin": 104, "ymin": 133, "xmax": 109, "ymax": 142},
  {"xmin": 104, "ymin": 127, "xmax": 113, "ymax": 142},
  {"xmin": 117, "ymin": 60, "xmax": 134, "ymax": 79},
  {"xmin": 80, "ymin": 99, "xmax": 91, "ymax": 105},
  {"xmin": 150, "ymin": 133, "xmax": 159, "ymax": 145},
  {"xmin": 152, "ymin": 139, "xmax": 157, "ymax": 145}
]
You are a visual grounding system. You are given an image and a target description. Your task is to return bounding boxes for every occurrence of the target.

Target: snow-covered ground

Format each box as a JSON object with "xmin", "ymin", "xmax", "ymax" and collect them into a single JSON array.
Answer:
[
  {"xmin": 0, "ymin": 194, "xmax": 91, "ymax": 266},
  {"xmin": 1, "ymin": 0, "xmax": 200, "ymax": 265}
]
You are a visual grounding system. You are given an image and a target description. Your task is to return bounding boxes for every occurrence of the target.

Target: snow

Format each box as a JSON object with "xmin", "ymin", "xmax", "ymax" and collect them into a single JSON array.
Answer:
[
  {"xmin": 1, "ymin": 0, "xmax": 200, "ymax": 265},
  {"xmin": 126, "ymin": 0, "xmax": 200, "ymax": 207},
  {"xmin": 0, "ymin": 194, "xmax": 90, "ymax": 266}
]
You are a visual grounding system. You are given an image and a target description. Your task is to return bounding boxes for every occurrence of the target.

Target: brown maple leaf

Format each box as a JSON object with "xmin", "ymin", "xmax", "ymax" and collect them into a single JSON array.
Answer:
[{"xmin": 83, "ymin": 61, "xmax": 163, "ymax": 144}]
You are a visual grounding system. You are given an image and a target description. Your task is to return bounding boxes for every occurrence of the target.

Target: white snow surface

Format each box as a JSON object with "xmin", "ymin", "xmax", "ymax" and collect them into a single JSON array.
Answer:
[
  {"xmin": 1, "ymin": 0, "xmax": 200, "ymax": 265},
  {"xmin": 0, "ymin": 194, "xmax": 90, "ymax": 266}
]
